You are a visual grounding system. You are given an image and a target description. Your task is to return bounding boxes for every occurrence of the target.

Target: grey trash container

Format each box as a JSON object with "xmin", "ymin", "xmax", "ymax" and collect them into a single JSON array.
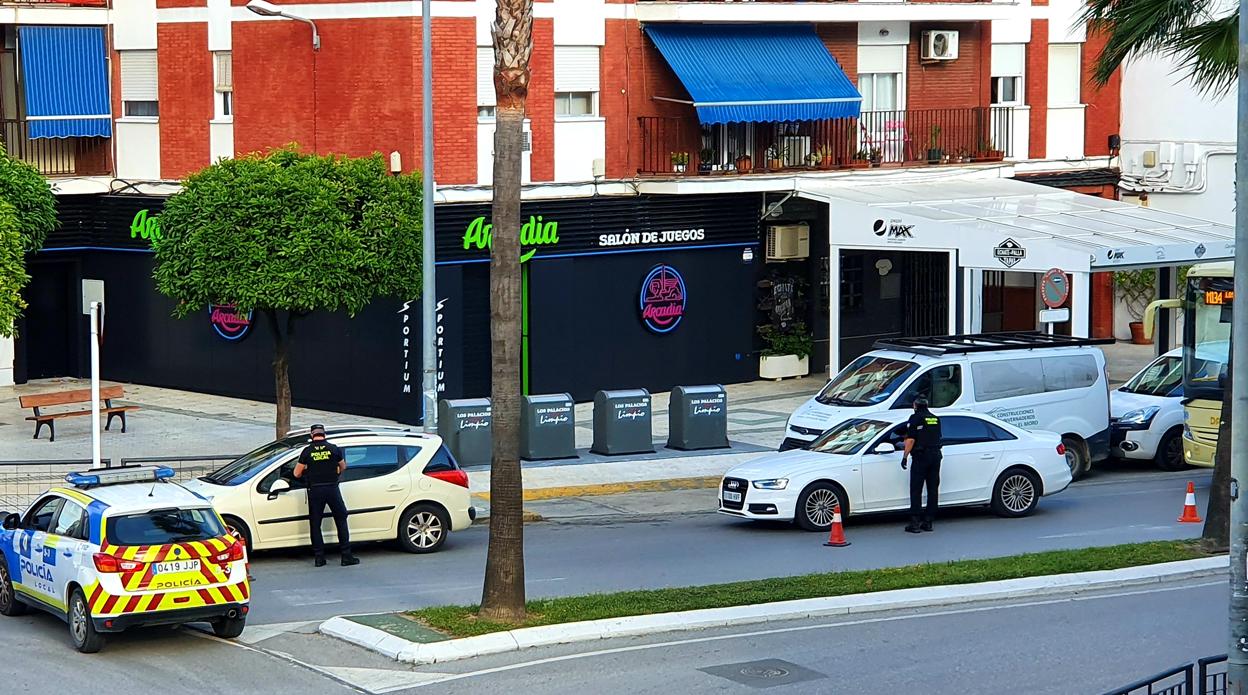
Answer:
[
  {"xmin": 667, "ymin": 385, "xmax": 729, "ymax": 451},
  {"xmin": 591, "ymin": 389, "xmax": 654, "ymax": 456},
  {"xmin": 521, "ymin": 393, "xmax": 577, "ymax": 460},
  {"xmin": 437, "ymin": 398, "xmax": 492, "ymax": 467}
]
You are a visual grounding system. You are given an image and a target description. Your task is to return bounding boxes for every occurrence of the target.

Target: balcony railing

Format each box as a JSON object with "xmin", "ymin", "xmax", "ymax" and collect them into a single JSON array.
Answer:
[
  {"xmin": 639, "ymin": 107, "xmax": 1014, "ymax": 177},
  {"xmin": 0, "ymin": 119, "xmax": 111, "ymax": 176}
]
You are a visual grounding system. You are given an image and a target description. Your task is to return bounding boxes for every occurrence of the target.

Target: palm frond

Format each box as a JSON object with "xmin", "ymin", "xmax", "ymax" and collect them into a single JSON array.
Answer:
[
  {"xmin": 1169, "ymin": 12, "xmax": 1238, "ymax": 97},
  {"xmin": 1081, "ymin": 0, "xmax": 1221, "ymax": 85}
]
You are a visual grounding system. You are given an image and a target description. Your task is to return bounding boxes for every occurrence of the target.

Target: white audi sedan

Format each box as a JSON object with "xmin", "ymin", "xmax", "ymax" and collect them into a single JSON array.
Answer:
[{"xmin": 719, "ymin": 410, "xmax": 1072, "ymax": 531}]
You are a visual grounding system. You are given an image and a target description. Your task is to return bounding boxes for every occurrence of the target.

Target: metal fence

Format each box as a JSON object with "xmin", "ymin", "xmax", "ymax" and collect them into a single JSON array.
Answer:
[
  {"xmin": 1103, "ymin": 655, "xmax": 1228, "ymax": 695},
  {"xmin": 0, "ymin": 456, "xmax": 240, "ymax": 512}
]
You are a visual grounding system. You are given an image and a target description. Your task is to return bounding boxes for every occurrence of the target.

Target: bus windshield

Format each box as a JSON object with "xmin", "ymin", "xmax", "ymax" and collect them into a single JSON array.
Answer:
[{"xmin": 1183, "ymin": 277, "xmax": 1232, "ymax": 402}]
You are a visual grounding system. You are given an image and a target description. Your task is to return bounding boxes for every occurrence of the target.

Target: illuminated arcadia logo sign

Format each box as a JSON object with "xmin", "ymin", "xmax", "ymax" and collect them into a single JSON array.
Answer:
[{"xmin": 639, "ymin": 264, "xmax": 686, "ymax": 334}]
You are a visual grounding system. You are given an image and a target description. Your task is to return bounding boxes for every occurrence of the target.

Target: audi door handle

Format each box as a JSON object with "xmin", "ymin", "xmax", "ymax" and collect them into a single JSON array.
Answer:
[{"xmin": 979, "ymin": 454, "xmax": 996, "ymax": 460}]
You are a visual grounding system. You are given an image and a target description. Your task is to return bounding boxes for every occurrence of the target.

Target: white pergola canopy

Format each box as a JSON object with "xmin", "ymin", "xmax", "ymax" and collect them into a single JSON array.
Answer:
[{"xmin": 797, "ymin": 177, "xmax": 1234, "ymax": 271}]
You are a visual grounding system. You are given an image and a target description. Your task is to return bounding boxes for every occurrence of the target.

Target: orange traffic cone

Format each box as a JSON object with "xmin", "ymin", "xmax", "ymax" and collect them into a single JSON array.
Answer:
[
  {"xmin": 823, "ymin": 504, "xmax": 851, "ymax": 547},
  {"xmin": 1178, "ymin": 481, "xmax": 1203, "ymax": 523}
]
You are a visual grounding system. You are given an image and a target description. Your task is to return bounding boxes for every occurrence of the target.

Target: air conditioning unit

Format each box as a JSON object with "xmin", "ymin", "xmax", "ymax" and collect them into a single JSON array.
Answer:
[
  {"xmin": 765, "ymin": 224, "xmax": 810, "ymax": 261},
  {"xmin": 921, "ymin": 30, "xmax": 959, "ymax": 61}
]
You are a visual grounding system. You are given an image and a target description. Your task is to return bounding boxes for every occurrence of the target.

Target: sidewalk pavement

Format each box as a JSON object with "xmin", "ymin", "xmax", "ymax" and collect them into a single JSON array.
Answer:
[{"xmin": 0, "ymin": 341, "xmax": 1156, "ymax": 510}]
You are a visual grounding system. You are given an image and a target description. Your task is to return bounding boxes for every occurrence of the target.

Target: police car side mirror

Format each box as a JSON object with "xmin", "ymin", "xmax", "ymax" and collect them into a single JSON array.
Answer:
[
  {"xmin": 2, "ymin": 513, "xmax": 18, "ymax": 531},
  {"xmin": 873, "ymin": 443, "xmax": 897, "ymax": 455},
  {"xmin": 268, "ymin": 479, "xmax": 291, "ymax": 500}
]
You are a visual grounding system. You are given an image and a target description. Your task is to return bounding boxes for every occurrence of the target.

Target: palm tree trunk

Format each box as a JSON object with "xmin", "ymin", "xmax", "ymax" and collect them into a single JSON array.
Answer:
[
  {"xmin": 479, "ymin": 0, "xmax": 532, "ymax": 624},
  {"xmin": 265, "ymin": 309, "xmax": 295, "ymax": 441},
  {"xmin": 1204, "ymin": 374, "xmax": 1232, "ymax": 552}
]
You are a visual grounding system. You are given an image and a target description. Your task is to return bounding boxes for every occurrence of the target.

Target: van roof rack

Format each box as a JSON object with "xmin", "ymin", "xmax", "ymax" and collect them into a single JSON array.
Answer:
[{"xmin": 872, "ymin": 332, "xmax": 1116, "ymax": 356}]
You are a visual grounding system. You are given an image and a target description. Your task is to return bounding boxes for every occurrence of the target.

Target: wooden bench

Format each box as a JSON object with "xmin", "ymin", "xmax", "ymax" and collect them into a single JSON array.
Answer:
[{"xmin": 19, "ymin": 385, "xmax": 140, "ymax": 443}]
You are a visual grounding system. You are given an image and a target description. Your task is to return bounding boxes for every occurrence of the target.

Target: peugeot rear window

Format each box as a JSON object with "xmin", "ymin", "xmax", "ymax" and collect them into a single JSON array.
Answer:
[{"xmin": 105, "ymin": 507, "xmax": 225, "ymax": 546}]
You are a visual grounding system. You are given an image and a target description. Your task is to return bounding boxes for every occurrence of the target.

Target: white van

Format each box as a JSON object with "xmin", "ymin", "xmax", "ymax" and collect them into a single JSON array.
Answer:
[{"xmin": 783, "ymin": 333, "xmax": 1113, "ymax": 479}]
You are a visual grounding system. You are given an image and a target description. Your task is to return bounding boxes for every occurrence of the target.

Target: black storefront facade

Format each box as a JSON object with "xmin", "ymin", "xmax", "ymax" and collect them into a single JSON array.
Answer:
[{"xmin": 16, "ymin": 191, "xmax": 803, "ymax": 424}]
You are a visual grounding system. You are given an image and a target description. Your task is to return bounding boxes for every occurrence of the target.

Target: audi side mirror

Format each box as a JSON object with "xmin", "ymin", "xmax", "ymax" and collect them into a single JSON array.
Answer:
[
  {"xmin": 2, "ymin": 513, "xmax": 19, "ymax": 531},
  {"xmin": 874, "ymin": 443, "xmax": 897, "ymax": 455},
  {"xmin": 267, "ymin": 479, "xmax": 291, "ymax": 500}
]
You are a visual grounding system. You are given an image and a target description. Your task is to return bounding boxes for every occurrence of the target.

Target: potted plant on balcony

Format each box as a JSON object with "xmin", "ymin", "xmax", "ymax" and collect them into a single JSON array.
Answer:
[
  {"xmin": 698, "ymin": 148, "xmax": 715, "ymax": 174},
  {"xmin": 765, "ymin": 144, "xmax": 787, "ymax": 170},
  {"xmin": 981, "ymin": 138, "xmax": 1005, "ymax": 161},
  {"xmin": 670, "ymin": 151, "xmax": 689, "ymax": 174},
  {"xmin": 850, "ymin": 148, "xmax": 872, "ymax": 169},
  {"xmin": 927, "ymin": 125, "xmax": 943, "ymax": 164},
  {"xmin": 868, "ymin": 147, "xmax": 883, "ymax": 168},
  {"xmin": 734, "ymin": 152, "xmax": 752, "ymax": 173},
  {"xmin": 815, "ymin": 144, "xmax": 835, "ymax": 169},
  {"xmin": 758, "ymin": 322, "xmax": 813, "ymax": 380}
]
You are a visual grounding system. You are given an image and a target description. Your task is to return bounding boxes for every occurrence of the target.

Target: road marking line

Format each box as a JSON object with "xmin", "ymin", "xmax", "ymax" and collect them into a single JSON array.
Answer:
[{"xmin": 403, "ymin": 579, "xmax": 1224, "ymax": 689}]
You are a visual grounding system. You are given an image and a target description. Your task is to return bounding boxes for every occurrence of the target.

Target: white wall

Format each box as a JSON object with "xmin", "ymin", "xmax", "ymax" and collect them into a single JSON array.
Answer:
[
  {"xmin": 116, "ymin": 121, "xmax": 161, "ymax": 180},
  {"xmin": 0, "ymin": 335, "xmax": 12, "ymax": 387},
  {"xmin": 554, "ymin": 119, "xmax": 604, "ymax": 182}
]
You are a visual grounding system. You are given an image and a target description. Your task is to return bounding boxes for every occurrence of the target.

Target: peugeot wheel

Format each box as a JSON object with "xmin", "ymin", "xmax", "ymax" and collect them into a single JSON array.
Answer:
[
  {"xmin": 223, "ymin": 516, "xmax": 253, "ymax": 554},
  {"xmin": 398, "ymin": 504, "xmax": 449, "ymax": 554},
  {"xmin": 1155, "ymin": 430, "xmax": 1187, "ymax": 472},
  {"xmin": 795, "ymin": 482, "xmax": 846, "ymax": 532},
  {"xmin": 991, "ymin": 468, "xmax": 1041, "ymax": 518},
  {"xmin": 0, "ymin": 561, "xmax": 26, "ymax": 617},
  {"xmin": 69, "ymin": 588, "xmax": 104, "ymax": 653}
]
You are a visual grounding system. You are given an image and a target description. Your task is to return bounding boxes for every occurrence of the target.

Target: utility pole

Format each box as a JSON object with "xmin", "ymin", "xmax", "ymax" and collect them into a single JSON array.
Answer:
[
  {"xmin": 89, "ymin": 301, "xmax": 103, "ymax": 470},
  {"xmin": 1229, "ymin": 0, "xmax": 1248, "ymax": 690},
  {"xmin": 420, "ymin": 0, "xmax": 438, "ymax": 434}
]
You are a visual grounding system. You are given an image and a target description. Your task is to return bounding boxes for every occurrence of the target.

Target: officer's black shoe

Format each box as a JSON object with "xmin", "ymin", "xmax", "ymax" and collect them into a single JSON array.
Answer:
[
  {"xmin": 920, "ymin": 521, "xmax": 933, "ymax": 532},
  {"xmin": 341, "ymin": 554, "xmax": 360, "ymax": 567},
  {"xmin": 904, "ymin": 522, "xmax": 923, "ymax": 534},
  {"xmin": 314, "ymin": 556, "xmax": 327, "ymax": 568}
]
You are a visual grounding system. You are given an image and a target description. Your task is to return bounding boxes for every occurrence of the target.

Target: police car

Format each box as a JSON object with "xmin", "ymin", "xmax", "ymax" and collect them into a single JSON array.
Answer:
[{"xmin": 0, "ymin": 465, "xmax": 250, "ymax": 653}]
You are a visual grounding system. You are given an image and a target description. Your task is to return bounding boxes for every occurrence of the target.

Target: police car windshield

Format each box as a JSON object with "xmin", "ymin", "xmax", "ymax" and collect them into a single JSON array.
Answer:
[
  {"xmin": 817, "ymin": 356, "xmax": 917, "ymax": 407},
  {"xmin": 106, "ymin": 507, "xmax": 226, "ymax": 546},
  {"xmin": 808, "ymin": 418, "xmax": 890, "ymax": 455},
  {"xmin": 203, "ymin": 439, "xmax": 298, "ymax": 485}
]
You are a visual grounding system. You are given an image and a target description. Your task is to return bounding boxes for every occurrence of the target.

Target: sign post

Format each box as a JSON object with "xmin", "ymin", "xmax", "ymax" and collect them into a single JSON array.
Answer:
[
  {"xmin": 89, "ymin": 301, "xmax": 103, "ymax": 470},
  {"xmin": 1040, "ymin": 268, "xmax": 1070, "ymax": 335}
]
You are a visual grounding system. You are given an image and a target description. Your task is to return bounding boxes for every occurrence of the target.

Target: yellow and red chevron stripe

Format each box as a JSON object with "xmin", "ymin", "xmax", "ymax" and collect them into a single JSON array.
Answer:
[{"xmin": 87, "ymin": 579, "xmax": 248, "ymax": 617}]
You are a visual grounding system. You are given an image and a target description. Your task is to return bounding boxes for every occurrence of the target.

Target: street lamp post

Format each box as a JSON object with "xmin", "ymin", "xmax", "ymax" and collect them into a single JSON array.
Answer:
[
  {"xmin": 245, "ymin": 0, "xmax": 320, "ymax": 50},
  {"xmin": 420, "ymin": 0, "xmax": 437, "ymax": 433}
]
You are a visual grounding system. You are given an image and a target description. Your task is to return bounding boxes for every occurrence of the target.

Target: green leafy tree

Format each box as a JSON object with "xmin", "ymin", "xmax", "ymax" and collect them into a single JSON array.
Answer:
[
  {"xmin": 153, "ymin": 148, "xmax": 423, "ymax": 438},
  {"xmin": 1084, "ymin": 0, "xmax": 1237, "ymax": 96},
  {"xmin": 0, "ymin": 150, "xmax": 57, "ymax": 337}
]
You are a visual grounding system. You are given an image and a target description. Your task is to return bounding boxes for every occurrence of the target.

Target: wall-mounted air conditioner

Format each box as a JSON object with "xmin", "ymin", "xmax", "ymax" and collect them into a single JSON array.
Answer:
[
  {"xmin": 921, "ymin": 31, "xmax": 959, "ymax": 61},
  {"xmin": 765, "ymin": 224, "xmax": 810, "ymax": 261}
]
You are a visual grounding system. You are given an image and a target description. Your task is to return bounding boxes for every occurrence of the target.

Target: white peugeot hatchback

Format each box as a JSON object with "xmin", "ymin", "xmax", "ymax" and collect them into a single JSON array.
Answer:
[
  {"xmin": 720, "ymin": 410, "xmax": 1072, "ymax": 531},
  {"xmin": 183, "ymin": 427, "xmax": 475, "ymax": 554}
]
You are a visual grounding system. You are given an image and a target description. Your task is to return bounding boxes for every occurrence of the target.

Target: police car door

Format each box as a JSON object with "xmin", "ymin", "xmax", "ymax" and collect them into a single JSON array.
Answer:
[
  {"xmin": 47, "ymin": 499, "xmax": 91, "ymax": 610},
  {"xmin": 15, "ymin": 496, "xmax": 64, "ymax": 609}
]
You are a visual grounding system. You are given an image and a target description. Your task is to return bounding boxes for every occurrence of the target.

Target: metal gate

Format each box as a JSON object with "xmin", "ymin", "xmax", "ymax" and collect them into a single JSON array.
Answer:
[{"xmin": 1102, "ymin": 655, "xmax": 1227, "ymax": 695}]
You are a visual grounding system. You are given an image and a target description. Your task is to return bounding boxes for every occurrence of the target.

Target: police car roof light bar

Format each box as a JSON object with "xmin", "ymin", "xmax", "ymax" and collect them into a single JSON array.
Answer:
[
  {"xmin": 66, "ymin": 465, "xmax": 175, "ymax": 489},
  {"xmin": 873, "ymin": 332, "xmax": 1116, "ymax": 356}
]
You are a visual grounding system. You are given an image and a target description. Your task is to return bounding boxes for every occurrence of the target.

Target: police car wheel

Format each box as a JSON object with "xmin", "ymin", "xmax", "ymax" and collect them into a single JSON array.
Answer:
[
  {"xmin": 991, "ymin": 468, "xmax": 1040, "ymax": 518},
  {"xmin": 0, "ymin": 561, "xmax": 27, "ymax": 617},
  {"xmin": 398, "ymin": 504, "xmax": 448, "ymax": 554},
  {"xmin": 69, "ymin": 588, "xmax": 104, "ymax": 653},
  {"xmin": 212, "ymin": 615, "xmax": 247, "ymax": 639}
]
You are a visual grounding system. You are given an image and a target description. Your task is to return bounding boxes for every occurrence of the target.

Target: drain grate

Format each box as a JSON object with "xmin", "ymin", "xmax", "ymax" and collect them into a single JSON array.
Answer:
[{"xmin": 699, "ymin": 659, "xmax": 825, "ymax": 689}]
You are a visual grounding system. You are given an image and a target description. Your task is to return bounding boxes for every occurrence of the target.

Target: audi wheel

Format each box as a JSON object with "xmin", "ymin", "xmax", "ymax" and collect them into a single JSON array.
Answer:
[{"xmin": 795, "ymin": 482, "xmax": 847, "ymax": 532}]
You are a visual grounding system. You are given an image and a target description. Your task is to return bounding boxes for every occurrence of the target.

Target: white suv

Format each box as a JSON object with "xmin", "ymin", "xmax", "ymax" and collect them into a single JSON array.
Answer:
[{"xmin": 183, "ymin": 427, "xmax": 475, "ymax": 554}]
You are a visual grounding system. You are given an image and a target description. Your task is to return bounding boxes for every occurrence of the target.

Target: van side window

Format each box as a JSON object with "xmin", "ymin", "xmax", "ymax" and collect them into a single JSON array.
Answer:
[
  {"xmin": 894, "ymin": 365, "xmax": 962, "ymax": 408},
  {"xmin": 972, "ymin": 359, "xmax": 1045, "ymax": 401},
  {"xmin": 1041, "ymin": 355, "xmax": 1098, "ymax": 391}
]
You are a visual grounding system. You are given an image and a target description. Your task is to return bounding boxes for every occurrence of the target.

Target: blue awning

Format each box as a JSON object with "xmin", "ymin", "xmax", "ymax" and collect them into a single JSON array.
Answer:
[
  {"xmin": 18, "ymin": 26, "xmax": 112, "ymax": 139},
  {"xmin": 644, "ymin": 24, "xmax": 861, "ymax": 124}
]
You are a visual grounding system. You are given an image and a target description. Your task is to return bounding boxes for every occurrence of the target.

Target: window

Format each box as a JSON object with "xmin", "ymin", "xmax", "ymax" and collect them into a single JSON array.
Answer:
[
  {"xmin": 120, "ymin": 50, "xmax": 159, "ymax": 118},
  {"xmin": 840, "ymin": 255, "xmax": 864, "ymax": 312},
  {"xmin": 24, "ymin": 496, "xmax": 63, "ymax": 532},
  {"xmin": 478, "ymin": 106, "xmax": 496, "ymax": 120},
  {"xmin": 555, "ymin": 91, "xmax": 595, "ymax": 117},
  {"xmin": 990, "ymin": 44, "xmax": 1025, "ymax": 105},
  {"xmin": 258, "ymin": 458, "xmax": 305, "ymax": 493},
  {"xmin": 51, "ymin": 500, "xmax": 88, "ymax": 540},
  {"xmin": 817, "ymin": 356, "xmax": 918, "ymax": 407},
  {"xmin": 477, "ymin": 46, "xmax": 495, "ymax": 113},
  {"xmin": 985, "ymin": 421, "xmax": 1016, "ymax": 442},
  {"xmin": 809, "ymin": 418, "xmax": 892, "ymax": 456},
  {"xmin": 972, "ymin": 355, "xmax": 1100, "ymax": 402},
  {"xmin": 1122, "ymin": 356, "xmax": 1183, "ymax": 397},
  {"xmin": 858, "ymin": 73, "xmax": 900, "ymax": 112},
  {"xmin": 339, "ymin": 445, "xmax": 405, "ymax": 483},
  {"xmin": 106, "ymin": 508, "xmax": 225, "ymax": 546},
  {"xmin": 894, "ymin": 365, "xmax": 963, "ymax": 409},
  {"xmin": 214, "ymin": 51, "xmax": 233, "ymax": 118},
  {"xmin": 940, "ymin": 416, "xmax": 997, "ymax": 446},
  {"xmin": 1047, "ymin": 44, "xmax": 1082, "ymax": 106},
  {"xmin": 421, "ymin": 445, "xmax": 459, "ymax": 474},
  {"xmin": 702, "ymin": 122, "xmax": 754, "ymax": 168}
]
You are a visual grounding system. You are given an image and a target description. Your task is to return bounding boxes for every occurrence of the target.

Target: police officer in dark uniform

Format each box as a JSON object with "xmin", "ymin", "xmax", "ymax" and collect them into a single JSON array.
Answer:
[
  {"xmin": 901, "ymin": 399, "xmax": 943, "ymax": 534},
  {"xmin": 293, "ymin": 424, "xmax": 360, "ymax": 567}
]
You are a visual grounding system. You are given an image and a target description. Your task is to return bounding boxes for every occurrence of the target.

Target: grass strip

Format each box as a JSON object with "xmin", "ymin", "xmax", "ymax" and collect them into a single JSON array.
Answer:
[{"xmin": 408, "ymin": 540, "xmax": 1210, "ymax": 638}]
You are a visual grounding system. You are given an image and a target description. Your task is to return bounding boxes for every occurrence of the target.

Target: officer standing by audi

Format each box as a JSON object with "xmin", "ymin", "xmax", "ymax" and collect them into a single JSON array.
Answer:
[
  {"xmin": 293, "ymin": 424, "xmax": 360, "ymax": 567},
  {"xmin": 900, "ymin": 398, "xmax": 943, "ymax": 534}
]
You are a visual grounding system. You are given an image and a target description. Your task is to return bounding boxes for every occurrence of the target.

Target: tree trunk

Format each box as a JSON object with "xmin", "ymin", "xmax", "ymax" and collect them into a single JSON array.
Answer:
[
  {"xmin": 479, "ymin": 0, "xmax": 532, "ymax": 624},
  {"xmin": 265, "ymin": 309, "xmax": 295, "ymax": 441},
  {"xmin": 1204, "ymin": 374, "xmax": 1232, "ymax": 552}
]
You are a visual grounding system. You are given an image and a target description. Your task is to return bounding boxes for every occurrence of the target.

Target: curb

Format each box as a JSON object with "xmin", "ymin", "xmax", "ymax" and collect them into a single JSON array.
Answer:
[{"xmin": 320, "ymin": 555, "xmax": 1228, "ymax": 666}]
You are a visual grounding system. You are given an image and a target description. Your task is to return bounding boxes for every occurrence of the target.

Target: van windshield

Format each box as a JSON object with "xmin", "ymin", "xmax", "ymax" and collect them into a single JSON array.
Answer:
[{"xmin": 817, "ymin": 356, "xmax": 918, "ymax": 407}]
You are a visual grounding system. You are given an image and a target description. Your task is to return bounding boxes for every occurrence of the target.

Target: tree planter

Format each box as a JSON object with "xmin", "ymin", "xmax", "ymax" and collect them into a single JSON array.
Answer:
[
  {"xmin": 760, "ymin": 354, "xmax": 810, "ymax": 380},
  {"xmin": 673, "ymin": 164, "xmax": 687, "ymax": 174},
  {"xmin": 1129, "ymin": 321, "xmax": 1150, "ymax": 345}
]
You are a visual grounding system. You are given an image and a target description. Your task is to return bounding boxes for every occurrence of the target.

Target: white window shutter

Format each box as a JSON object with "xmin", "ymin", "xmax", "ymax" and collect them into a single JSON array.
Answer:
[
  {"xmin": 1047, "ymin": 44, "xmax": 1081, "ymax": 105},
  {"xmin": 554, "ymin": 46, "xmax": 599, "ymax": 93},
  {"xmin": 120, "ymin": 51, "xmax": 159, "ymax": 101},
  {"xmin": 991, "ymin": 44, "xmax": 1025, "ymax": 77},
  {"xmin": 215, "ymin": 52, "xmax": 233, "ymax": 92},
  {"xmin": 477, "ymin": 47, "xmax": 495, "ymax": 107}
]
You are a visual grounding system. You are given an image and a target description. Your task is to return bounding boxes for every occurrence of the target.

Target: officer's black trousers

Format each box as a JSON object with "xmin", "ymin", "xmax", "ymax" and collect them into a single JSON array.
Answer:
[
  {"xmin": 308, "ymin": 484, "xmax": 351, "ymax": 557},
  {"xmin": 909, "ymin": 451, "xmax": 942, "ymax": 522}
]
